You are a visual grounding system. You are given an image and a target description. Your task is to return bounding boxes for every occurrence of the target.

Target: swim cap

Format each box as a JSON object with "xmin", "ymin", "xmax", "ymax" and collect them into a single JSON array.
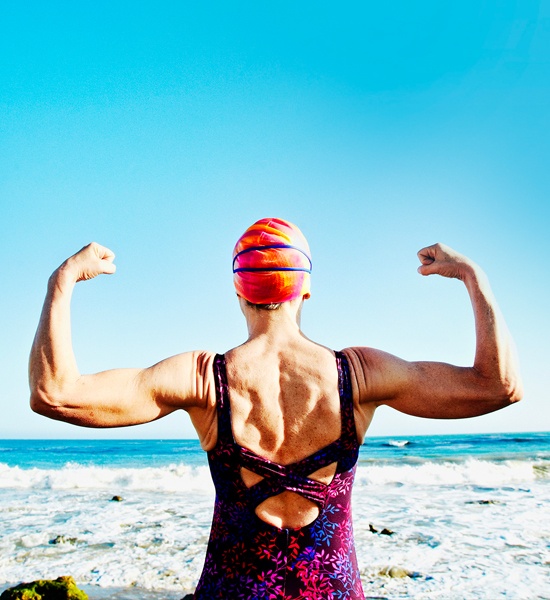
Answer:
[{"xmin": 233, "ymin": 218, "xmax": 312, "ymax": 304}]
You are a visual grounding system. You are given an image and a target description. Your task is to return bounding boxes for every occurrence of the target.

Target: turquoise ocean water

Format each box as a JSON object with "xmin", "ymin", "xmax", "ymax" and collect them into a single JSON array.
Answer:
[{"xmin": 0, "ymin": 433, "xmax": 548, "ymax": 599}]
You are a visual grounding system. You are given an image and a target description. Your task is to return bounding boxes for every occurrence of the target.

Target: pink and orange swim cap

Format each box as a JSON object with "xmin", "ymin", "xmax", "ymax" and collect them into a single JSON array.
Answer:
[{"xmin": 233, "ymin": 218, "xmax": 312, "ymax": 304}]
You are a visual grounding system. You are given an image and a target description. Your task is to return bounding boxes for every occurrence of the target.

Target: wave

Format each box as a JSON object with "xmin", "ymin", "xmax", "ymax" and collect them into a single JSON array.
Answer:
[
  {"xmin": 387, "ymin": 439, "xmax": 409, "ymax": 448},
  {"xmin": 355, "ymin": 458, "xmax": 547, "ymax": 487},
  {"xmin": 0, "ymin": 462, "xmax": 215, "ymax": 493},
  {"xmin": 1, "ymin": 456, "xmax": 547, "ymax": 493}
]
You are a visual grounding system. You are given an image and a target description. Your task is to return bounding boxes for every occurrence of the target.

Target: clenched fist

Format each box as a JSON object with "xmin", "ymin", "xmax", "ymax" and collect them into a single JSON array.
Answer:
[
  {"xmin": 58, "ymin": 242, "xmax": 116, "ymax": 284},
  {"xmin": 417, "ymin": 243, "xmax": 477, "ymax": 281}
]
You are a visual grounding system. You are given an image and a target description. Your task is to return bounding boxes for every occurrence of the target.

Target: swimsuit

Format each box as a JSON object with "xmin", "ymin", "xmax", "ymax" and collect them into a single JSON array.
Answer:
[{"xmin": 194, "ymin": 352, "xmax": 365, "ymax": 599}]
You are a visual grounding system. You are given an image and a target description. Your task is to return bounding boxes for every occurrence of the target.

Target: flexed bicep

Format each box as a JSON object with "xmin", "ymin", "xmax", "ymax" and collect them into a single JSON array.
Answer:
[
  {"xmin": 344, "ymin": 242, "xmax": 521, "ymax": 421},
  {"xmin": 31, "ymin": 351, "xmax": 216, "ymax": 429},
  {"xmin": 344, "ymin": 346, "xmax": 512, "ymax": 420}
]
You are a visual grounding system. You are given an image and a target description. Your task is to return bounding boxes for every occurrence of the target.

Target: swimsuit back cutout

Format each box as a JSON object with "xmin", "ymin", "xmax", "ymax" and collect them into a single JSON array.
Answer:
[{"xmin": 194, "ymin": 351, "xmax": 365, "ymax": 599}]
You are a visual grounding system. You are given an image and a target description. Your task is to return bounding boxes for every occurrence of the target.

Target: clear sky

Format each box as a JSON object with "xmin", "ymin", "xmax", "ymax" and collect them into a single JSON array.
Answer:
[{"xmin": 1, "ymin": 0, "xmax": 548, "ymax": 439}]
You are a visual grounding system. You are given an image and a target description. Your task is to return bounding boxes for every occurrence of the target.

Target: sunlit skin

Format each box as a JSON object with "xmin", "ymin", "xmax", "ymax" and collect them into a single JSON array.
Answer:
[{"xmin": 29, "ymin": 240, "xmax": 522, "ymax": 529}]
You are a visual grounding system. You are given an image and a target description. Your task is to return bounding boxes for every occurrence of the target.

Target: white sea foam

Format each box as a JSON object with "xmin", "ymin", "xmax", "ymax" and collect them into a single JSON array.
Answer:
[
  {"xmin": 1, "ymin": 458, "xmax": 544, "ymax": 494},
  {"xmin": 0, "ymin": 459, "xmax": 550, "ymax": 493},
  {"xmin": 356, "ymin": 458, "xmax": 545, "ymax": 487},
  {"xmin": 0, "ymin": 463, "xmax": 214, "ymax": 493}
]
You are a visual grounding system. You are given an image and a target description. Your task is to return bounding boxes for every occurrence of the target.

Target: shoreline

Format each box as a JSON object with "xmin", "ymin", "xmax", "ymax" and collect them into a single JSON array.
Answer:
[{"xmin": 0, "ymin": 583, "xmax": 193, "ymax": 600}]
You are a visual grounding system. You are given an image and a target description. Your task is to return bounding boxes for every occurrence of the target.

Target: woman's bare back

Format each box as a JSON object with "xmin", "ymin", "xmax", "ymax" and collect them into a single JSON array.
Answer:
[{"xmin": 223, "ymin": 337, "xmax": 343, "ymax": 528}]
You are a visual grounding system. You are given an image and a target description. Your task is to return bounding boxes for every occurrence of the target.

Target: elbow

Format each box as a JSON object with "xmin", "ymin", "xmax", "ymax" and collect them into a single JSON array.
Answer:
[
  {"xmin": 506, "ymin": 379, "xmax": 523, "ymax": 405},
  {"xmin": 472, "ymin": 369, "xmax": 523, "ymax": 412},
  {"xmin": 30, "ymin": 387, "xmax": 64, "ymax": 418},
  {"xmin": 494, "ymin": 376, "xmax": 524, "ymax": 408},
  {"xmin": 30, "ymin": 387, "xmax": 46, "ymax": 415}
]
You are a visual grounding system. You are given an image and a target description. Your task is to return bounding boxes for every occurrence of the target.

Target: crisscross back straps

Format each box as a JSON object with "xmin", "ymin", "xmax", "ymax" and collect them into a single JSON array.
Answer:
[{"xmin": 240, "ymin": 447, "xmax": 335, "ymax": 509}]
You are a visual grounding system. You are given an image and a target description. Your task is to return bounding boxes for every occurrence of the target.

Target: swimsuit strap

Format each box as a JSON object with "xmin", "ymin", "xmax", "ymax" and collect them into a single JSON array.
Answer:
[
  {"xmin": 335, "ymin": 350, "xmax": 361, "ymax": 472},
  {"xmin": 335, "ymin": 351, "xmax": 357, "ymax": 440},
  {"xmin": 213, "ymin": 354, "xmax": 235, "ymax": 448}
]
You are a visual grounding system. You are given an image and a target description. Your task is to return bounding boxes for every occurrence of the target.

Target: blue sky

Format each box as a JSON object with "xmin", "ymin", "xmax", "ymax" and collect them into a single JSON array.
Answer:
[{"xmin": 1, "ymin": 0, "xmax": 548, "ymax": 438}]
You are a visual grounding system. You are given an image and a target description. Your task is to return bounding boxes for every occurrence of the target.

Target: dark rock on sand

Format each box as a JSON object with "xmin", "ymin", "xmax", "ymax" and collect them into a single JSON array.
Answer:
[
  {"xmin": 378, "ymin": 566, "xmax": 410, "ymax": 578},
  {"xmin": 378, "ymin": 566, "xmax": 424, "ymax": 578},
  {"xmin": 110, "ymin": 496, "xmax": 123, "ymax": 502},
  {"xmin": 369, "ymin": 523, "xmax": 394, "ymax": 535},
  {"xmin": 49, "ymin": 536, "xmax": 78, "ymax": 545},
  {"xmin": 0, "ymin": 576, "xmax": 88, "ymax": 599}
]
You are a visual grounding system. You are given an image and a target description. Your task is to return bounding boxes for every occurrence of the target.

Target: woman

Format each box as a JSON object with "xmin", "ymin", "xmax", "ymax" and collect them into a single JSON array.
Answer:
[{"xmin": 29, "ymin": 218, "xmax": 522, "ymax": 599}]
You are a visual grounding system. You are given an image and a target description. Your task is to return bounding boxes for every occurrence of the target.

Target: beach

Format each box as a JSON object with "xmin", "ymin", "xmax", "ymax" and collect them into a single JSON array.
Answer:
[{"xmin": 1, "ymin": 434, "xmax": 548, "ymax": 599}]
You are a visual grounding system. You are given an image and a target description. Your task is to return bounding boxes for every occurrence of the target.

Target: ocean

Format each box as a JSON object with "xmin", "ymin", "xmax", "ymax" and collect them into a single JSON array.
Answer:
[{"xmin": 0, "ymin": 433, "xmax": 548, "ymax": 599}]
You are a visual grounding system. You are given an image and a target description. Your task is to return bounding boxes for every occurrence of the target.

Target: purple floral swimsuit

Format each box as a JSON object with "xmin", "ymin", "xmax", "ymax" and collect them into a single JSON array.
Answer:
[{"xmin": 194, "ymin": 352, "xmax": 365, "ymax": 599}]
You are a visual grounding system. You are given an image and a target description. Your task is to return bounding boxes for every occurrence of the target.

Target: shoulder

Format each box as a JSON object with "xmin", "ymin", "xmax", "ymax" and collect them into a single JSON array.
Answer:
[
  {"xmin": 341, "ymin": 346, "xmax": 384, "ymax": 394},
  {"xmin": 181, "ymin": 350, "xmax": 218, "ymax": 407},
  {"xmin": 144, "ymin": 350, "xmax": 218, "ymax": 410},
  {"xmin": 153, "ymin": 350, "xmax": 220, "ymax": 450},
  {"xmin": 342, "ymin": 346, "xmax": 411, "ymax": 404},
  {"xmin": 341, "ymin": 347, "xmax": 388, "ymax": 442}
]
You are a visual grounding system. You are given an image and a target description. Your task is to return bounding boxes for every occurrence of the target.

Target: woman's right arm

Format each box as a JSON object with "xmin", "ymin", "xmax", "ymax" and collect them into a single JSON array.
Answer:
[{"xmin": 29, "ymin": 242, "xmax": 216, "ymax": 431}]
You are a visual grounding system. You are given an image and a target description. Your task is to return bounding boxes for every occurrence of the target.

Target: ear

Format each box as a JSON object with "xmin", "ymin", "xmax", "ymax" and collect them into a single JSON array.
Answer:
[{"xmin": 237, "ymin": 294, "xmax": 248, "ymax": 314}]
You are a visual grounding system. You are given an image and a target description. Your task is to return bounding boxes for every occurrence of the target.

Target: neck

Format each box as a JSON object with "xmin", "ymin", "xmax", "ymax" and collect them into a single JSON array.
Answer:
[{"xmin": 240, "ymin": 297, "xmax": 304, "ymax": 340}]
